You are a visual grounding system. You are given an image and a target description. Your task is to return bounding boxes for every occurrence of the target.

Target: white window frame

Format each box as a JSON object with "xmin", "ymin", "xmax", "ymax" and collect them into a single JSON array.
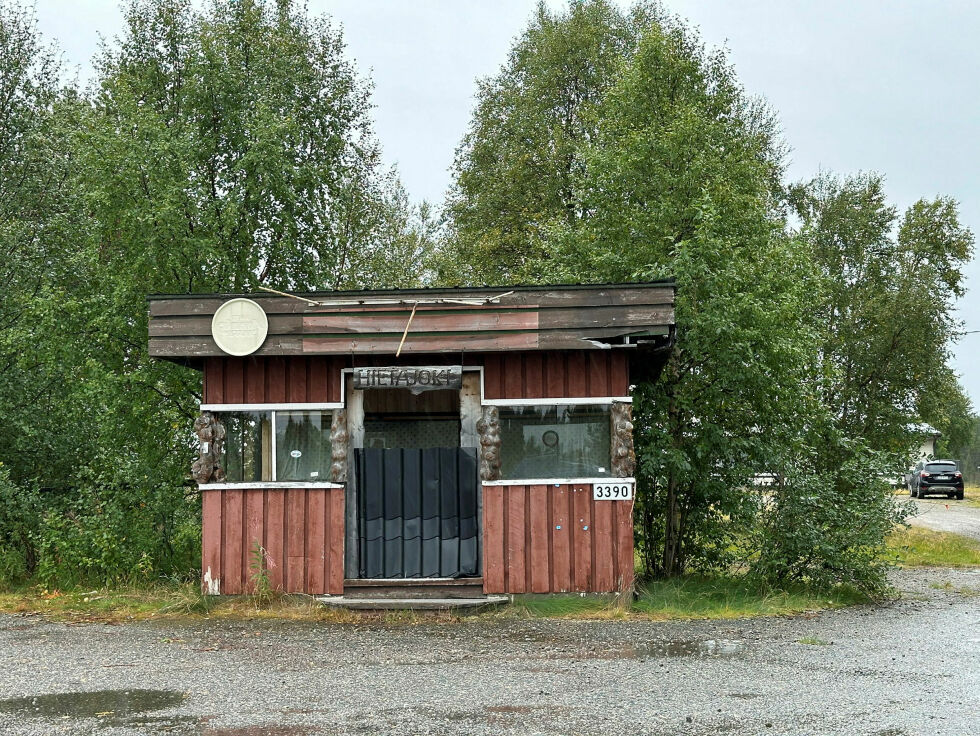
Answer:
[
  {"xmin": 200, "ymin": 365, "xmax": 634, "ymax": 487},
  {"xmin": 481, "ymin": 396, "xmax": 631, "ymax": 407},
  {"xmin": 483, "ymin": 477, "xmax": 635, "ymax": 487}
]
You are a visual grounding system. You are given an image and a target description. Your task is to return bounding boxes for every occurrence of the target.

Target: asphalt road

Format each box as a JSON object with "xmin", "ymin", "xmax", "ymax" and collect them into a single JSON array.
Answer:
[
  {"xmin": 907, "ymin": 496, "xmax": 980, "ymax": 541},
  {"xmin": 1, "ymin": 567, "xmax": 979, "ymax": 736}
]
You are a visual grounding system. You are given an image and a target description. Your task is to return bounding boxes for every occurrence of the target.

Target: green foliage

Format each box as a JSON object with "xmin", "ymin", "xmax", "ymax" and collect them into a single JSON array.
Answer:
[
  {"xmin": 440, "ymin": 0, "xmax": 657, "ymax": 283},
  {"xmin": 0, "ymin": 463, "xmax": 40, "ymax": 583},
  {"xmin": 32, "ymin": 473, "xmax": 200, "ymax": 589},
  {"xmin": 751, "ymin": 440, "xmax": 908, "ymax": 597},
  {"xmin": 789, "ymin": 173, "xmax": 974, "ymax": 457},
  {"xmin": 956, "ymin": 416, "xmax": 980, "ymax": 484},
  {"xmin": 443, "ymin": 0, "xmax": 973, "ymax": 596},
  {"xmin": 632, "ymin": 200, "xmax": 815, "ymax": 578},
  {"xmin": 80, "ymin": 0, "xmax": 425, "ymax": 297},
  {"xmin": 0, "ymin": 0, "xmax": 424, "ymax": 588}
]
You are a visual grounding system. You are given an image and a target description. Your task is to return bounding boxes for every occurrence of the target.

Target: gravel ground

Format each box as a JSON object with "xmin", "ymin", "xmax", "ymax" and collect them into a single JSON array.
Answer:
[
  {"xmin": 907, "ymin": 497, "xmax": 980, "ymax": 540},
  {"xmin": 1, "ymin": 567, "xmax": 979, "ymax": 736}
]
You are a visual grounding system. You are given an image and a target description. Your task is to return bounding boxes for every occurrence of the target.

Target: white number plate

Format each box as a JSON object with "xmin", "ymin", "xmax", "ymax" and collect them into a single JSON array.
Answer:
[{"xmin": 593, "ymin": 482, "xmax": 634, "ymax": 501}]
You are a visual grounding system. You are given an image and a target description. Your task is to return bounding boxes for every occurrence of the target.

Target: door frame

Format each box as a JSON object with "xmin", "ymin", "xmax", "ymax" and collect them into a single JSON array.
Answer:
[{"xmin": 342, "ymin": 366, "xmax": 484, "ymax": 579}]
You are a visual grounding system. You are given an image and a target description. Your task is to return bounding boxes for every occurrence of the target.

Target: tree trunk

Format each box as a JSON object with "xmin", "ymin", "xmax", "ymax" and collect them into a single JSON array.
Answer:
[{"xmin": 661, "ymin": 356, "xmax": 684, "ymax": 577}]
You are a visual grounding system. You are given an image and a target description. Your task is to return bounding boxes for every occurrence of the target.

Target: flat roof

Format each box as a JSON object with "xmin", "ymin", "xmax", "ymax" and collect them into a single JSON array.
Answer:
[{"xmin": 148, "ymin": 281, "xmax": 675, "ymax": 360}]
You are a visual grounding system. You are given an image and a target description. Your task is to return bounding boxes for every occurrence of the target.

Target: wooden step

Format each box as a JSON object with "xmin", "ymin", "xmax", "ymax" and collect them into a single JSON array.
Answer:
[
  {"xmin": 343, "ymin": 577, "xmax": 484, "ymax": 599},
  {"xmin": 318, "ymin": 594, "xmax": 508, "ymax": 612}
]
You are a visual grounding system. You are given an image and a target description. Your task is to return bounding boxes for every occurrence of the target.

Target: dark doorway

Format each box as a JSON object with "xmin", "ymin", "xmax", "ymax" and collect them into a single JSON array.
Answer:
[{"xmin": 354, "ymin": 447, "xmax": 479, "ymax": 578}]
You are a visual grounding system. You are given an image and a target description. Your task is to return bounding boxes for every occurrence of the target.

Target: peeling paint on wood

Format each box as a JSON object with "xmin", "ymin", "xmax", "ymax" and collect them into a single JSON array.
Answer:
[{"xmin": 203, "ymin": 567, "xmax": 220, "ymax": 596}]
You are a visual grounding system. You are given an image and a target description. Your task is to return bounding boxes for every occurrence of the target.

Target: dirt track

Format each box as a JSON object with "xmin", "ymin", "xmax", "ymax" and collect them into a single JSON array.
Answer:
[{"xmin": 907, "ymin": 496, "xmax": 980, "ymax": 540}]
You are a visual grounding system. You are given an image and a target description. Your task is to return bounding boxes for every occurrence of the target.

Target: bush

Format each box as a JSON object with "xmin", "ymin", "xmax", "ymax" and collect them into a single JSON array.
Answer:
[
  {"xmin": 0, "ymin": 453, "xmax": 200, "ymax": 590},
  {"xmin": 0, "ymin": 463, "xmax": 41, "ymax": 585},
  {"xmin": 32, "ymin": 478, "xmax": 200, "ymax": 589},
  {"xmin": 750, "ymin": 442, "xmax": 909, "ymax": 597}
]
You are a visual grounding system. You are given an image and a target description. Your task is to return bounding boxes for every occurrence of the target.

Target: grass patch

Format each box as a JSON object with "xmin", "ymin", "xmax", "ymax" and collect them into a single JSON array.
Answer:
[
  {"xmin": 631, "ymin": 576, "xmax": 867, "ymax": 620},
  {"xmin": 928, "ymin": 580, "xmax": 980, "ymax": 597},
  {"xmin": 798, "ymin": 636, "xmax": 832, "ymax": 645},
  {"xmin": 0, "ymin": 582, "xmax": 365, "ymax": 624},
  {"xmin": 511, "ymin": 576, "xmax": 868, "ymax": 621},
  {"xmin": 3, "ymin": 575, "xmax": 869, "ymax": 625},
  {"xmin": 887, "ymin": 526, "xmax": 980, "ymax": 568},
  {"xmin": 512, "ymin": 593, "xmax": 628, "ymax": 619},
  {"xmin": 963, "ymin": 486, "xmax": 980, "ymax": 508}
]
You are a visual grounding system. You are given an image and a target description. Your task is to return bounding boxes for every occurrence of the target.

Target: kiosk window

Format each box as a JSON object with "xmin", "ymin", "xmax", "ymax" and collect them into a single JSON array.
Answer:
[
  {"xmin": 219, "ymin": 410, "xmax": 333, "ymax": 483},
  {"xmin": 498, "ymin": 404, "xmax": 611, "ymax": 480}
]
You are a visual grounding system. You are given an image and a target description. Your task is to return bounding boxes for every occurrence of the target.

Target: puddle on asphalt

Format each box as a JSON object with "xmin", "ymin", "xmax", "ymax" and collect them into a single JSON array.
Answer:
[
  {"xmin": 0, "ymin": 689, "xmax": 186, "ymax": 721},
  {"xmin": 601, "ymin": 638, "xmax": 744, "ymax": 659}
]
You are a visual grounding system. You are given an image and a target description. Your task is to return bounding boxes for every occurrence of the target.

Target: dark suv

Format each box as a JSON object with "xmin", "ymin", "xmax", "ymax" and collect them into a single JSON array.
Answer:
[{"xmin": 908, "ymin": 460, "xmax": 964, "ymax": 500}]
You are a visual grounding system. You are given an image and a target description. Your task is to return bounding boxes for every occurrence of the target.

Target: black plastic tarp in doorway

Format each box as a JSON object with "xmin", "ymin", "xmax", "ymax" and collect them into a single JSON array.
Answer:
[{"xmin": 354, "ymin": 447, "xmax": 479, "ymax": 578}]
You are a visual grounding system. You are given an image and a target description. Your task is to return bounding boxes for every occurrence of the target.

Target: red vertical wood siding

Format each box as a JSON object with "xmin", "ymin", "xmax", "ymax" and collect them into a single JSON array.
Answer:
[
  {"xmin": 483, "ymin": 351, "xmax": 628, "ymax": 400},
  {"xmin": 202, "ymin": 356, "xmax": 345, "ymax": 404},
  {"xmin": 200, "ymin": 487, "xmax": 344, "ymax": 595},
  {"xmin": 482, "ymin": 483, "xmax": 634, "ymax": 594}
]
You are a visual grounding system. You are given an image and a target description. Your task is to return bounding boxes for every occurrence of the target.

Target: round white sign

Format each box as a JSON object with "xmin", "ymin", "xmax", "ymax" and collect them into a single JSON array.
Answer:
[{"xmin": 211, "ymin": 298, "xmax": 269, "ymax": 356}]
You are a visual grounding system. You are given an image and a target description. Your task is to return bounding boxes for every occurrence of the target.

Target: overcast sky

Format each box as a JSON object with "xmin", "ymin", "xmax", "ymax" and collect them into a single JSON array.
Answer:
[{"xmin": 37, "ymin": 0, "xmax": 980, "ymax": 405}]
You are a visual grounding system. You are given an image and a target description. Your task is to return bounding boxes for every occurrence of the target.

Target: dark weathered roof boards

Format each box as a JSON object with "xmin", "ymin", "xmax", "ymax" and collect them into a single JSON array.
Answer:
[{"xmin": 147, "ymin": 281, "xmax": 675, "ymax": 361}]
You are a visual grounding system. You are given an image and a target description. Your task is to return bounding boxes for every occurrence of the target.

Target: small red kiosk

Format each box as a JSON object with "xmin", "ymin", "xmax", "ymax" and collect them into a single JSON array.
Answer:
[{"xmin": 148, "ymin": 282, "xmax": 674, "ymax": 600}]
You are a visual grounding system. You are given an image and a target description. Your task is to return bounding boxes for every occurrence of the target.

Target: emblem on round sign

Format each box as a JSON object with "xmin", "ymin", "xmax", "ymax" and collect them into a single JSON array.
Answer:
[{"xmin": 211, "ymin": 298, "xmax": 269, "ymax": 356}]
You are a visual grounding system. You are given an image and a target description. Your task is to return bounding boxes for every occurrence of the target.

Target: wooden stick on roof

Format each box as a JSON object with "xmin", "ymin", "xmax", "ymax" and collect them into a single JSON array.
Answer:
[
  {"xmin": 395, "ymin": 302, "xmax": 419, "ymax": 358},
  {"xmin": 256, "ymin": 285, "xmax": 321, "ymax": 306},
  {"xmin": 256, "ymin": 286, "xmax": 516, "ymax": 309}
]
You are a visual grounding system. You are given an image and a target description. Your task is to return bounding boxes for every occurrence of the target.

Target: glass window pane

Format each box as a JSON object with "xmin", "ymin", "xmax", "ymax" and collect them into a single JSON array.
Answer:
[
  {"xmin": 221, "ymin": 412, "xmax": 273, "ymax": 482},
  {"xmin": 275, "ymin": 411, "xmax": 333, "ymax": 481},
  {"xmin": 498, "ymin": 405, "xmax": 611, "ymax": 480}
]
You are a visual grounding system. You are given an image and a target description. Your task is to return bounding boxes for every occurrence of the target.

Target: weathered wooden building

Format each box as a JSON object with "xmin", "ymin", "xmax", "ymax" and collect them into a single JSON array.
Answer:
[{"xmin": 148, "ymin": 283, "xmax": 675, "ymax": 602}]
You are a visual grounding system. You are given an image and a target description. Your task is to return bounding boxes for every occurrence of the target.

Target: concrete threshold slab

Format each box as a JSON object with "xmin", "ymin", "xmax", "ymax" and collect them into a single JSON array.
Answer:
[{"xmin": 316, "ymin": 595, "xmax": 510, "ymax": 612}]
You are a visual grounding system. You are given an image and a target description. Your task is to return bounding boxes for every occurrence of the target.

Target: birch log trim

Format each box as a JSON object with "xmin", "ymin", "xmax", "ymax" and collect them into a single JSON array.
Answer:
[
  {"xmin": 330, "ymin": 408, "xmax": 349, "ymax": 482},
  {"xmin": 476, "ymin": 405, "xmax": 502, "ymax": 482},
  {"xmin": 192, "ymin": 412, "xmax": 226, "ymax": 484},
  {"xmin": 610, "ymin": 401, "xmax": 636, "ymax": 478}
]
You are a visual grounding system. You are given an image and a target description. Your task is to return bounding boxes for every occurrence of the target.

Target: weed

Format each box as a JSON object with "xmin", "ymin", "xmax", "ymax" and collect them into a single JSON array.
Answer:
[
  {"xmin": 248, "ymin": 542, "xmax": 276, "ymax": 605},
  {"xmin": 928, "ymin": 580, "xmax": 980, "ymax": 597},
  {"xmin": 798, "ymin": 636, "xmax": 831, "ymax": 645}
]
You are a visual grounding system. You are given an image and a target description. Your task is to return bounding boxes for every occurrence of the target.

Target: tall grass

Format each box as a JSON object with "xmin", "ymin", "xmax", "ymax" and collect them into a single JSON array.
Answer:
[
  {"xmin": 511, "ymin": 576, "xmax": 868, "ymax": 620},
  {"xmin": 887, "ymin": 527, "xmax": 980, "ymax": 567}
]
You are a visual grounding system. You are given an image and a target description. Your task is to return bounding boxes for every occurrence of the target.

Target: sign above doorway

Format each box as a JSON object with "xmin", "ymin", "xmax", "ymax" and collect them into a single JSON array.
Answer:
[{"xmin": 353, "ymin": 365, "xmax": 463, "ymax": 393}]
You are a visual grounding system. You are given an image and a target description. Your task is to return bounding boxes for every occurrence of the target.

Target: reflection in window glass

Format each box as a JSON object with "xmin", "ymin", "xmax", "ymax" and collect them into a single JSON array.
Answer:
[
  {"xmin": 498, "ymin": 405, "xmax": 611, "ymax": 480},
  {"xmin": 276, "ymin": 411, "xmax": 333, "ymax": 481},
  {"xmin": 222, "ymin": 412, "xmax": 273, "ymax": 482}
]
